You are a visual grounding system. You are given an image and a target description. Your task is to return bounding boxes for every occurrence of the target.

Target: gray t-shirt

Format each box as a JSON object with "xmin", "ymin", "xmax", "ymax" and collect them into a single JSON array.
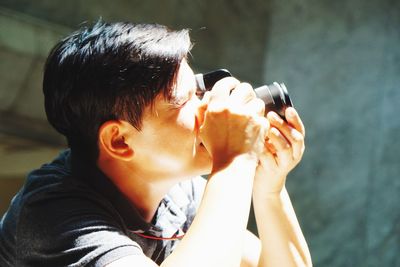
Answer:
[{"xmin": 0, "ymin": 150, "xmax": 206, "ymax": 266}]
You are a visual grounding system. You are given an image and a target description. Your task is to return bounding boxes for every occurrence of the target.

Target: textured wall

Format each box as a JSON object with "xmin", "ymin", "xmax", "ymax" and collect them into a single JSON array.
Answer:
[
  {"xmin": 263, "ymin": 0, "xmax": 400, "ymax": 266},
  {"xmin": 0, "ymin": 0, "xmax": 270, "ymax": 82}
]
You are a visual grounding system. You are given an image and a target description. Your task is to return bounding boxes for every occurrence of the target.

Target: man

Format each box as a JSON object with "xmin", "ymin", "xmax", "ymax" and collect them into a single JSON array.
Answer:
[{"xmin": 0, "ymin": 21, "xmax": 312, "ymax": 266}]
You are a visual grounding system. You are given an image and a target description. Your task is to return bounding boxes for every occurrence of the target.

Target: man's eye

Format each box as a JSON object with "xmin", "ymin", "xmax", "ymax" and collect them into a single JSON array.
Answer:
[
  {"xmin": 196, "ymin": 87, "xmax": 205, "ymax": 99},
  {"xmin": 177, "ymin": 99, "xmax": 189, "ymax": 107},
  {"xmin": 169, "ymin": 99, "xmax": 188, "ymax": 109}
]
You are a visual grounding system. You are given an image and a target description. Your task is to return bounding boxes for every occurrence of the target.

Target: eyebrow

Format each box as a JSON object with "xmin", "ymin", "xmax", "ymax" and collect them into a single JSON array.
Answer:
[
  {"xmin": 169, "ymin": 85, "xmax": 194, "ymax": 107},
  {"xmin": 164, "ymin": 93, "xmax": 188, "ymax": 109}
]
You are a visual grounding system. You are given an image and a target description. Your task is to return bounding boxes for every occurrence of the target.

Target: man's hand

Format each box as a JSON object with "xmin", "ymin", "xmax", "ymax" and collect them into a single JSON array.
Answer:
[
  {"xmin": 254, "ymin": 107, "xmax": 306, "ymax": 196},
  {"xmin": 198, "ymin": 77, "xmax": 269, "ymax": 170},
  {"xmin": 251, "ymin": 107, "xmax": 312, "ymax": 267}
]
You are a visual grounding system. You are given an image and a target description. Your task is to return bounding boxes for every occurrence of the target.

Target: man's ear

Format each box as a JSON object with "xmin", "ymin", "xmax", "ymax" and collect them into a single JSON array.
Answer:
[{"xmin": 98, "ymin": 120, "xmax": 135, "ymax": 161}]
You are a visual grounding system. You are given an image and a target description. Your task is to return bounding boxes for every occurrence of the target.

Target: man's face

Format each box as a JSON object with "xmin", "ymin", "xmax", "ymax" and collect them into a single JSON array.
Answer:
[{"xmin": 129, "ymin": 60, "xmax": 212, "ymax": 180}]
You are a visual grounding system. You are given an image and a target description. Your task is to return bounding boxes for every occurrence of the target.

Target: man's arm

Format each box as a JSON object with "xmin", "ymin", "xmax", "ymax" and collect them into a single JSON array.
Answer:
[
  {"xmin": 163, "ymin": 155, "xmax": 258, "ymax": 267},
  {"xmin": 107, "ymin": 77, "xmax": 268, "ymax": 267},
  {"xmin": 106, "ymin": 157, "xmax": 258, "ymax": 267},
  {"xmin": 252, "ymin": 108, "xmax": 312, "ymax": 267},
  {"xmin": 253, "ymin": 187, "xmax": 312, "ymax": 267},
  {"xmin": 240, "ymin": 230, "xmax": 262, "ymax": 267},
  {"xmin": 107, "ymin": 156, "xmax": 258, "ymax": 267}
]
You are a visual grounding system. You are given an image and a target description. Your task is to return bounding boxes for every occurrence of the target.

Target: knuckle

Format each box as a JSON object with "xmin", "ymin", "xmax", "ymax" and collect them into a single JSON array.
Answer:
[
  {"xmin": 208, "ymin": 102, "xmax": 225, "ymax": 113},
  {"xmin": 260, "ymin": 117, "xmax": 270, "ymax": 130},
  {"xmin": 211, "ymin": 106, "xmax": 229, "ymax": 115},
  {"xmin": 283, "ymin": 143, "xmax": 291, "ymax": 150},
  {"xmin": 208, "ymin": 92, "xmax": 217, "ymax": 101},
  {"xmin": 213, "ymin": 77, "xmax": 239, "ymax": 91},
  {"xmin": 240, "ymin": 82, "xmax": 253, "ymax": 90},
  {"xmin": 291, "ymin": 131, "xmax": 304, "ymax": 143},
  {"xmin": 237, "ymin": 82, "xmax": 255, "ymax": 95},
  {"xmin": 271, "ymin": 127, "xmax": 280, "ymax": 136},
  {"xmin": 221, "ymin": 107, "xmax": 230, "ymax": 115},
  {"xmin": 252, "ymin": 122, "xmax": 262, "ymax": 132},
  {"xmin": 256, "ymin": 99, "xmax": 266, "ymax": 115},
  {"xmin": 268, "ymin": 112, "xmax": 284, "ymax": 126}
]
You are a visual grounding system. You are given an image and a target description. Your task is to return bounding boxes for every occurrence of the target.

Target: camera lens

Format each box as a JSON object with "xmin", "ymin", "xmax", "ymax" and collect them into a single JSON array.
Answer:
[
  {"xmin": 195, "ymin": 69, "xmax": 294, "ymax": 120},
  {"xmin": 254, "ymin": 83, "xmax": 293, "ymax": 119}
]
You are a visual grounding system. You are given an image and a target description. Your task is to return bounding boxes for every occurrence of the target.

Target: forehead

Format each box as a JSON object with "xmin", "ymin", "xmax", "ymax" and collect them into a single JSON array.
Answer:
[
  {"xmin": 145, "ymin": 59, "xmax": 196, "ymax": 117},
  {"xmin": 171, "ymin": 59, "xmax": 196, "ymax": 100}
]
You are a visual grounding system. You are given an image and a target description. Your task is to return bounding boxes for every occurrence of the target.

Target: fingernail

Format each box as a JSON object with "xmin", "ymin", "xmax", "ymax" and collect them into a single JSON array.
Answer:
[
  {"xmin": 268, "ymin": 112, "xmax": 280, "ymax": 121},
  {"xmin": 287, "ymin": 108, "xmax": 296, "ymax": 117},
  {"xmin": 271, "ymin": 127, "xmax": 280, "ymax": 136}
]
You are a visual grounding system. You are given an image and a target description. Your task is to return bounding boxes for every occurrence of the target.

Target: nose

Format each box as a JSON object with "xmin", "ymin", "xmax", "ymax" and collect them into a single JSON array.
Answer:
[
  {"xmin": 195, "ymin": 87, "xmax": 206, "ymax": 99},
  {"xmin": 192, "ymin": 95, "xmax": 207, "ymax": 131}
]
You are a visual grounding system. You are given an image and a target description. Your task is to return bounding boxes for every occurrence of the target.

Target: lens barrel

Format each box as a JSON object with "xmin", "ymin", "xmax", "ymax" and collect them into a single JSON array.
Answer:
[{"xmin": 195, "ymin": 69, "xmax": 294, "ymax": 120}]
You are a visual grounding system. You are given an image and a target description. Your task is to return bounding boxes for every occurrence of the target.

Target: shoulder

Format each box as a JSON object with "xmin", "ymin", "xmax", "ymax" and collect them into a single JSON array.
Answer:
[
  {"xmin": 18, "ymin": 150, "xmax": 118, "ymax": 223},
  {"xmin": 3, "ymin": 149, "xmax": 143, "ymax": 266}
]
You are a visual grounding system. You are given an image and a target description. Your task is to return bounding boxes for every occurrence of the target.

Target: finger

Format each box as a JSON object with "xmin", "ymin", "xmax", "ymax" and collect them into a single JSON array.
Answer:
[
  {"xmin": 209, "ymin": 77, "xmax": 239, "ymax": 104},
  {"xmin": 268, "ymin": 127, "xmax": 292, "ymax": 167},
  {"xmin": 201, "ymin": 91, "xmax": 212, "ymax": 105},
  {"xmin": 265, "ymin": 139, "xmax": 277, "ymax": 155},
  {"xmin": 198, "ymin": 91, "xmax": 211, "ymax": 112},
  {"xmin": 267, "ymin": 111, "xmax": 304, "ymax": 160},
  {"xmin": 246, "ymin": 115, "xmax": 270, "ymax": 156},
  {"xmin": 268, "ymin": 127, "xmax": 291, "ymax": 151},
  {"xmin": 229, "ymin": 82, "xmax": 256, "ymax": 106},
  {"xmin": 254, "ymin": 115, "xmax": 270, "ymax": 140},
  {"xmin": 285, "ymin": 107, "xmax": 305, "ymax": 137},
  {"xmin": 244, "ymin": 98, "xmax": 266, "ymax": 117},
  {"xmin": 259, "ymin": 148, "xmax": 278, "ymax": 168}
]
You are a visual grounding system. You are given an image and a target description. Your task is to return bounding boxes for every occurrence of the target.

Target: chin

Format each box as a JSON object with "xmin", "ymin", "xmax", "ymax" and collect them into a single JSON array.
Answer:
[{"xmin": 183, "ymin": 143, "xmax": 212, "ymax": 177}]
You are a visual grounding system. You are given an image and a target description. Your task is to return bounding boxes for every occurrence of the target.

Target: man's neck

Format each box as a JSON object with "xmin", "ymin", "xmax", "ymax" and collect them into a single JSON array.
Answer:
[
  {"xmin": 99, "ymin": 162, "xmax": 179, "ymax": 223},
  {"xmin": 115, "ymin": 176, "xmax": 175, "ymax": 222}
]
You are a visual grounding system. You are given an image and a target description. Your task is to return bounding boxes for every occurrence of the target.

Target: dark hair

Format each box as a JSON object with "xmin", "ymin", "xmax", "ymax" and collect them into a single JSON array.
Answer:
[{"xmin": 43, "ymin": 21, "xmax": 192, "ymax": 164}]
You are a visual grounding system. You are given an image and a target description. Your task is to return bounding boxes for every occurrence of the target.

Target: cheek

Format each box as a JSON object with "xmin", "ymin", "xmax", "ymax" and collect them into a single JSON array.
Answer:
[
  {"xmin": 155, "ymin": 108, "xmax": 195, "ymax": 151},
  {"xmin": 176, "ymin": 110, "xmax": 195, "ymax": 132},
  {"xmin": 176, "ymin": 99, "xmax": 200, "ymax": 131}
]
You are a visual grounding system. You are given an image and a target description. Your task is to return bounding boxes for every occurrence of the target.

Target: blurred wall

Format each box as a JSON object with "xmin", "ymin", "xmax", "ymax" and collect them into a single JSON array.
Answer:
[
  {"xmin": 263, "ymin": 1, "xmax": 400, "ymax": 266},
  {"xmin": 0, "ymin": 1, "xmax": 399, "ymax": 266}
]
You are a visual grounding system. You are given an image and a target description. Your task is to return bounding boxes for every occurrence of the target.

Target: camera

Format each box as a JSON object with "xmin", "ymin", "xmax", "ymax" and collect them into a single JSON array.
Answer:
[{"xmin": 195, "ymin": 69, "xmax": 293, "ymax": 120}]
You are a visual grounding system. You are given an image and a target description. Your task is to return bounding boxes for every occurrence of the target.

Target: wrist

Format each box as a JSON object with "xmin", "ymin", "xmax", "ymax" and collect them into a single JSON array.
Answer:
[
  {"xmin": 252, "ymin": 178, "xmax": 286, "ymax": 201},
  {"xmin": 211, "ymin": 153, "xmax": 258, "ymax": 173}
]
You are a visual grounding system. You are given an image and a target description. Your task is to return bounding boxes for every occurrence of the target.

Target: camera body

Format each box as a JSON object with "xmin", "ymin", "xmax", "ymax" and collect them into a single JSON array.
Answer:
[{"xmin": 195, "ymin": 69, "xmax": 293, "ymax": 120}]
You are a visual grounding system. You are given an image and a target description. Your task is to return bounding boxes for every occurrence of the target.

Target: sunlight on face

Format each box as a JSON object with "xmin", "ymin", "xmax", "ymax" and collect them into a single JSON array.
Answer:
[
  {"xmin": 131, "ymin": 59, "xmax": 211, "ymax": 180},
  {"xmin": 170, "ymin": 59, "xmax": 197, "ymax": 107}
]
